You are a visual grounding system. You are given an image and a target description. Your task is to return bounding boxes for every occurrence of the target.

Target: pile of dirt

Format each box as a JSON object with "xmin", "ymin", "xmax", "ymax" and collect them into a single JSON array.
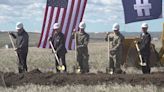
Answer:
[{"xmin": 0, "ymin": 69, "xmax": 164, "ymax": 87}]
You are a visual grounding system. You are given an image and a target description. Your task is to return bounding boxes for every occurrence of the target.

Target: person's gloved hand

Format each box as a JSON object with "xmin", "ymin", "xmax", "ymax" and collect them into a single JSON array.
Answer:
[
  {"xmin": 134, "ymin": 40, "xmax": 140, "ymax": 45},
  {"xmin": 77, "ymin": 45, "xmax": 84, "ymax": 48},
  {"xmin": 109, "ymin": 50, "xmax": 116, "ymax": 55},
  {"xmin": 54, "ymin": 51, "xmax": 57, "ymax": 54},
  {"xmin": 14, "ymin": 48, "xmax": 17, "ymax": 51},
  {"xmin": 8, "ymin": 32, "xmax": 13, "ymax": 35},
  {"xmin": 52, "ymin": 50, "xmax": 57, "ymax": 54},
  {"xmin": 8, "ymin": 32, "xmax": 11, "ymax": 35},
  {"xmin": 48, "ymin": 37, "xmax": 52, "ymax": 41},
  {"xmin": 14, "ymin": 48, "xmax": 19, "ymax": 52},
  {"xmin": 134, "ymin": 41, "xmax": 137, "ymax": 44},
  {"xmin": 109, "ymin": 37, "xmax": 113, "ymax": 41},
  {"xmin": 72, "ymin": 29, "xmax": 76, "ymax": 35}
]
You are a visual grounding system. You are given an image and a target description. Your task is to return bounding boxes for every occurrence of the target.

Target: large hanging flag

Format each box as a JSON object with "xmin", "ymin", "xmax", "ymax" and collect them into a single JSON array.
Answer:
[
  {"xmin": 122, "ymin": 0, "xmax": 162, "ymax": 24},
  {"xmin": 38, "ymin": 0, "xmax": 87, "ymax": 49}
]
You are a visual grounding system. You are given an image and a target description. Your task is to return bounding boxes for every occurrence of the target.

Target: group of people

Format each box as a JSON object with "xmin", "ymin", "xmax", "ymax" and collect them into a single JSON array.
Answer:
[
  {"xmin": 105, "ymin": 23, "xmax": 151, "ymax": 74},
  {"xmin": 9, "ymin": 22, "xmax": 151, "ymax": 74}
]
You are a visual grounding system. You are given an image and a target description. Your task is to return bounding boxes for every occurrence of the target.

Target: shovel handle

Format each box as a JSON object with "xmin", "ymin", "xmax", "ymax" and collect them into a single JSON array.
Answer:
[
  {"xmin": 49, "ymin": 41, "xmax": 60, "ymax": 64},
  {"xmin": 8, "ymin": 32, "xmax": 20, "ymax": 66},
  {"xmin": 134, "ymin": 42, "xmax": 144, "ymax": 65},
  {"xmin": 107, "ymin": 34, "xmax": 110, "ymax": 62},
  {"xmin": 74, "ymin": 30, "xmax": 80, "ymax": 67},
  {"xmin": 74, "ymin": 31, "xmax": 77, "ymax": 61},
  {"xmin": 8, "ymin": 32, "xmax": 18, "ymax": 57},
  {"xmin": 8, "ymin": 32, "xmax": 16, "ymax": 49}
]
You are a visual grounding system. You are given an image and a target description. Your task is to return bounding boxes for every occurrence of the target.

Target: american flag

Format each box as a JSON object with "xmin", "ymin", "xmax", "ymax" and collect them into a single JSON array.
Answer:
[{"xmin": 38, "ymin": 0, "xmax": 87, "ymax": 49}]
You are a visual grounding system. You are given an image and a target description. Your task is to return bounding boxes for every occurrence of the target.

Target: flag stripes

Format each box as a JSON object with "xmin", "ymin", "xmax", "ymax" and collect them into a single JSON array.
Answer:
[{"xmin": 38, "ymin": 0, "xmax": 87, "ymax": 50}]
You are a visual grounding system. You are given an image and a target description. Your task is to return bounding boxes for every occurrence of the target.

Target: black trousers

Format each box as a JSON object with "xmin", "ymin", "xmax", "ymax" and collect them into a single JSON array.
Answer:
[
  {"xmin": 142, "ymin": 56, "xmax": 150, "ymax": 74},
  {"xmin": 55, "ymin": 54, "xmax": 67, "ymax": 73},
  {"xmin": 17, "ymin": 52, "xmax": 28, "ymax": 73}
]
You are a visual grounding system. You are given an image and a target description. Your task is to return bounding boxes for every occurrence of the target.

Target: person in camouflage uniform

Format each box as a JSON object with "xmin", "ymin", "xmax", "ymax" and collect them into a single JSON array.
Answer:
[
  {"xmin": 105, "ymin": 23, "xmax": 124, "ymax": 74},
  {"xmin": 9, "ymin": 22, "xmax": 29, "ymax": 73},
  {"xmin": 72, "ymin": 22, "xmax": 90, "ymax": 73}
]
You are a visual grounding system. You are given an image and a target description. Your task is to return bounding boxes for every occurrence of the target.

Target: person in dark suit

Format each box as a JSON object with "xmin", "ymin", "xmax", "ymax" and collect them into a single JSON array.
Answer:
[
  {"xmin": 9, "ymin": 22, "xmax": 29, "ymax": 73},
  {"xmin": 138, "ymin": 23, "xmax": 151, "ymax": 74},
  {"xmin": 49, "ymin": 23, "xmax": 67, "ymax": 73}
]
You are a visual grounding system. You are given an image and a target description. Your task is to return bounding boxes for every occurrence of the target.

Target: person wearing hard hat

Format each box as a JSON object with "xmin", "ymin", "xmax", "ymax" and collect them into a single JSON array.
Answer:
[
  {"xmin": 9, "ymin": 22, "xmax": 29, "ymax": 73},
  {"xmin": 72, "ymin": 22, "xmax": 90, "ymax": 73},
  {"xmin": 105, "ymin": 23, "xmax": 125, "ymax": 74},
  {"xmin": 137, "ymin": 23, "xmax": 151, "ymax": 74},
  {"xmin": 49, "ymin": 23, "xmax": 67, "ymax": 73}
]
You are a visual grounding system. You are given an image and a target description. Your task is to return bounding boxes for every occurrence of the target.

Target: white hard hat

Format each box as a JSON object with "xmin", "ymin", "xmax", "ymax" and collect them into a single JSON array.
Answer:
[
  {"xmin": 79, "ymin": 22, "xmax": 86, "ymax": 29},
  {"xmin": 112, "ymin": 23, "xmax": 120, "ymax": 30},
  {"xmin": 53, "ymin": 23, "xmax": 60, "ymax": 29},
  {"xmin": 16, "ymin": 22, "xmax": 23, "ymax": 30},
  {"xmin": 141, "ymin": 23, "xmax": 148, "ymax": 28}
]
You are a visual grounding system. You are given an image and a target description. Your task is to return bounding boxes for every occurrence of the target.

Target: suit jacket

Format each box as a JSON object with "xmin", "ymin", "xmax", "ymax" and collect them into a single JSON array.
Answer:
[
  {"xmin": 10, "ymin": 29, "xmax": 29, "ymax": 53},
  {"xmin": 51, "ymin": 32, "xmax": 67, "ymax": 55},
  {"xmin": 139, "ymin": 32, "xmax": 151, "ymax": 57}
]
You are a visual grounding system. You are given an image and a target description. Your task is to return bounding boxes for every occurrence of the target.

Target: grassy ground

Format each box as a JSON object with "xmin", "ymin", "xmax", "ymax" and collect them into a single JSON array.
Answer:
[
  {"xmin": 0, "ymin": 41, "xmax": 162, "ymax": 73},
  {"xmin": 0, "ymin": 36, "xmax": 164, "ymax": 91},
  {"xmin": 0, "ymin": 84, "xmax": 163, "ymax": 92},
  {"xmin": 0, "ymin": 42, "xmax": 109, "ymax": 73}
]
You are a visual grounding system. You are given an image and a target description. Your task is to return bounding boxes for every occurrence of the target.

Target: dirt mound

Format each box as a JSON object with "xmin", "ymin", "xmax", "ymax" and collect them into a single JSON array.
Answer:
[{"xmin": 0, "ymin": 69, "xmax": 164, "ymax": 87}]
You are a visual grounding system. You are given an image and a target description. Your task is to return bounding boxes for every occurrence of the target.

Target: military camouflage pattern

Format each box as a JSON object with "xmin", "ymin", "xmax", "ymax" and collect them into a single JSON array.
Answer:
[
  {"xmin": 72, "ymin": 32, "xmax": 90, "ymax": 73},
  {"xmin": 105, "ymin": 32, "xmax": 124, "ymax": 73}
]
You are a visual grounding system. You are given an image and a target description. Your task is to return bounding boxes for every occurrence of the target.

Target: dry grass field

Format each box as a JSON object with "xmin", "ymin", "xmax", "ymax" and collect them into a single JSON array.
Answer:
[
  {"xmin": 0, "ymin": 42, "xmax": 109, "ymax": 73},
  {"xmin": 0, "ymin": 84, "xmax": 163, "ymax": 92},
  {"xmin": 0, "ymin": 32, "xmax": 164, "ymax": 92},
  {"xmin": 0, "ymin": 41, "xmax": 164, "ymax": 92}
]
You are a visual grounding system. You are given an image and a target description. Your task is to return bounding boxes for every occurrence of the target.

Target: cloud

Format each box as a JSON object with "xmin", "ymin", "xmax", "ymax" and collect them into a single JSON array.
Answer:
[
  {"xmin": 88, "ymin": 0, "xmax": 120, "ymax": 5},
  {"xmin": 85, "ymin": 0, "xmax": 123, "ymax": 24},
  {"xmin": 0, "ymin": 0, "xmax": 123, "ymax": 27},
  {"xmin": 0, "ymin": 16, "xmax": 13, "ymax": 23},
  {"xmin": 86, "ymin": 19, "xmax": 105, "ymax": 23},
  {"xmin": 22, "ymin": 3, "xmax": 45, "ymax": 18},
  {"xmin": 0, "ymin": 0, "xmax": 45, "ymax": 24},
  {"xmin": 85, "ymin": 15, "xmax": 121, "ymax": 24},
  {"xmin": 0, "ymin": 0, "xmax": 37, "ymax": 6},
  {"xmin": 87, "ymin": 0, "xmax": 122, "ymax": 13},
  {"xmin": 0, "ymin": 0, "xmax": 163, "ymax": 31},
  {"xmin": 0, "ymin": 0, "xmax": 123, "ymax": 23}
]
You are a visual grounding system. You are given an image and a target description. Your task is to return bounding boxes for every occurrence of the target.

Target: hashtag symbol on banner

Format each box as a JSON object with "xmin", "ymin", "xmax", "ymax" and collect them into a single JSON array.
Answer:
[{"xmin": 134, "ymin": 0, "xmax": 152, "ymax": 17}]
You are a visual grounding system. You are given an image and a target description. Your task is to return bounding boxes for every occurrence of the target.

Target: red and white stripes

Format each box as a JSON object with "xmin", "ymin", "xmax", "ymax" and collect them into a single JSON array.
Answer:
[{"xmin": 38, "ymin": 0, "xmax": 87, "ymax": 50}]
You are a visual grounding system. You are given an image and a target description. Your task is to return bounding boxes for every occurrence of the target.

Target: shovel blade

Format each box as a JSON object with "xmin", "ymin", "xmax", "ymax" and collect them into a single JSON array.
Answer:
[
  {"xmin": 73, "ymin": 65, "xmax": 81, "ymax": 73},
  {"xmin": 57, "ymin": 65, "xmax": 65, "ymax": 71},
  {"xmin": 140, "ymin": 62, "xmax": 147, "ymax": 66}
]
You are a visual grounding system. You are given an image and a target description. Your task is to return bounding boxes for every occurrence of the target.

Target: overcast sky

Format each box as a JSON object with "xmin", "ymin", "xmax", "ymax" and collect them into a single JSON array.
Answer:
[{"xmin": 0, "ymin": 0, "xmax": 164, "ymax": 32}]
